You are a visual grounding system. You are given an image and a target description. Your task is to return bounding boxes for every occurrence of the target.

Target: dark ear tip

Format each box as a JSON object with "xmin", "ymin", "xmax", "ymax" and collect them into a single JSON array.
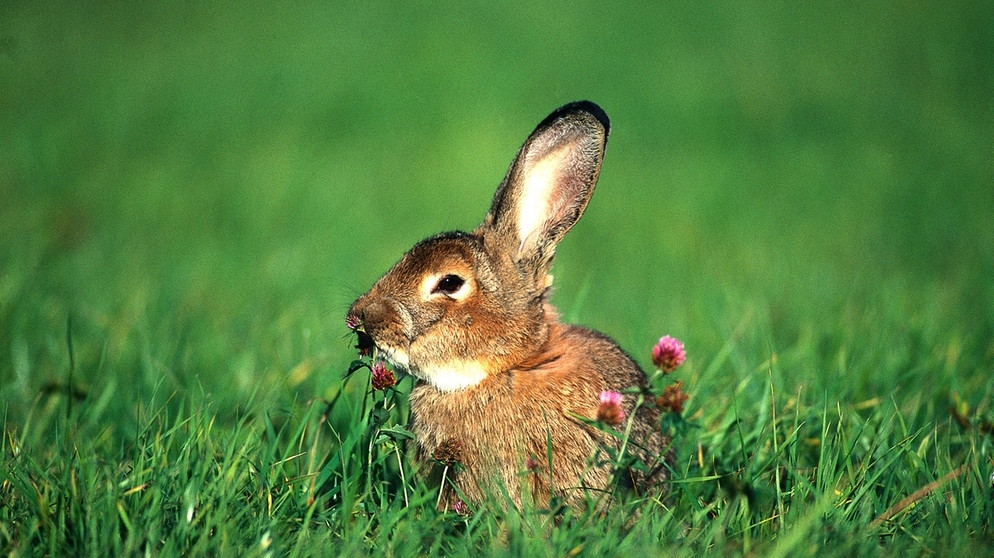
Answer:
[{"xmin": 541, "ymin": 100, "xmax": 610, "ymax": 135}]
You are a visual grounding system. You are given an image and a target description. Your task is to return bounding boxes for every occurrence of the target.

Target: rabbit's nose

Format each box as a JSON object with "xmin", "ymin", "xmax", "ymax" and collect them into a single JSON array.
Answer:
[
  {"xmin": 357, "ymin": 298, "xmax": 391, "ymax": 330},
  {"xmin": 347, "ymin": 295, "xmax": 414, "ymax": 343},
  {"xmin": 347, "ymin": 295, "xmax": 390, "ymax": 331}
]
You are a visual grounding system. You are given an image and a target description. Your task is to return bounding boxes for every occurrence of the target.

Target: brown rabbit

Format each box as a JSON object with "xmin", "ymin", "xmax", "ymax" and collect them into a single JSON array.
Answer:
[{"xmin": 347, "ymin": 101, "xmax": 669, "ymax": 510}]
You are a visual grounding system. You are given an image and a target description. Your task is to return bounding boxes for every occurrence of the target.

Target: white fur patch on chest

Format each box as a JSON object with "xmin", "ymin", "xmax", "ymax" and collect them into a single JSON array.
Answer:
[{"xmin": 420, "ymin": 359, "xmax": 489, "ymax": 391}]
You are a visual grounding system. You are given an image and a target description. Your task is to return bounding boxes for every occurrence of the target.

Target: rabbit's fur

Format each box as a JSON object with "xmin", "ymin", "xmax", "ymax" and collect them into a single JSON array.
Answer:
[{"xmin": 347, "ymin": 101, "xmax": 669, "ymax": 509}]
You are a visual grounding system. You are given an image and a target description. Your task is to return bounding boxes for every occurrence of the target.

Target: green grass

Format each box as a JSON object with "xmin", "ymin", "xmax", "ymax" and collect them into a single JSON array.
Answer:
[{"xmin": 1, "ymin": 1, "xmax": 992, "ymax": 555}]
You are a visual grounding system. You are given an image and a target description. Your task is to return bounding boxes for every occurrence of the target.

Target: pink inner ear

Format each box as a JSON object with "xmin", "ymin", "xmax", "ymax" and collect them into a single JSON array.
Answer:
[
  {"xmin": 515, "ymin": 147, "xmax": 568, "ymax": 255},
  {"xmin": 482, "ymin": 107, "xmax": 606, "ymax": 261}
]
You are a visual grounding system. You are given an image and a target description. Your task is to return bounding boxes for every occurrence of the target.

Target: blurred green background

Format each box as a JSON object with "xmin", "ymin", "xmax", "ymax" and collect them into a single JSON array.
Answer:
[{"xmin": 1, "ymin": 1, "xmax": 991, "ymax": 427}]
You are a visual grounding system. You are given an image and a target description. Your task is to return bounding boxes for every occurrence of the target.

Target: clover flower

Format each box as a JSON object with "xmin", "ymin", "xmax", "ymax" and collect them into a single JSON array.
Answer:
[
  {"xmin": 432, "ymin": 438, "xmax": 463, "ymax": 466},
  {"xmin": 453, "ymin": 500, "xmax": 470, "ymax": 517},
  {"xmin": 656, "ymin": 380, "xmax": 689, "ymax": 414},
  {"xmin": 652, "ymin": 335, "xmax": 686, "ymax": 373},
  {"xmin": 596, "ymin": 390, "xmax": 625, "ymax": 426},
  {"xmin": 370, "ymin": 361, "xmax": 396, "ymax": 391},
  {"xmin": 345, "ymin": 313, "xmax": 361, "ymax": 331}
]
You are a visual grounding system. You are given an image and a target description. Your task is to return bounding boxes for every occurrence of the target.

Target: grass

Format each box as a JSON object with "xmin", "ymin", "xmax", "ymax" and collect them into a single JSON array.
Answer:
[{"xmin": 1, "ymin": 1, "xmax": 992, "ymax": 555}]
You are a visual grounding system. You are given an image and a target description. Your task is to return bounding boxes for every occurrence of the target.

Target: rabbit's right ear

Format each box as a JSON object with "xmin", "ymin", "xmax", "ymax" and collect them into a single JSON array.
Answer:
[{"xmin": 477, "ymin": 101, "xmax": 610, "ymax": 277}]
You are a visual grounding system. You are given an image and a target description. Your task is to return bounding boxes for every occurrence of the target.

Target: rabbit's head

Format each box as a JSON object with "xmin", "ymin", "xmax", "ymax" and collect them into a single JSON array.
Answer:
[{"xmin": 347, "ymin": 102, "xmax": 609, "ymax": 391}]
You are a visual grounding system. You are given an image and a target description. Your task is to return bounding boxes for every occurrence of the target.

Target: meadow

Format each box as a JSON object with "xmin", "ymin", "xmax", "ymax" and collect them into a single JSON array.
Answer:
[{"xmin": 1, "ymin": 1, "xmax": 992, "ymax": 555}]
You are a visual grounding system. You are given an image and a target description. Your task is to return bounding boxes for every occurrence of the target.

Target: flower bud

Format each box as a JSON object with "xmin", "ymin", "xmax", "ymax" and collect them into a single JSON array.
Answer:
[
  {"xmin": 652, "ymin": 335, "xmax": 686, "ymax": 373},
  {"xmin": 596, "ymin": 390, "xmax": 625, "ymax": 426},
  {"xmin": 370, "ymin": 361, "xmax": 396, "ymax": 391}
]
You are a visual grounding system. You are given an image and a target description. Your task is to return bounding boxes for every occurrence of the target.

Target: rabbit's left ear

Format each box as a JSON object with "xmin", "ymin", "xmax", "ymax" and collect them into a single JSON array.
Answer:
[{"xmin": 477, "ymin": 101, "xmax": 609, "ymax": 273}]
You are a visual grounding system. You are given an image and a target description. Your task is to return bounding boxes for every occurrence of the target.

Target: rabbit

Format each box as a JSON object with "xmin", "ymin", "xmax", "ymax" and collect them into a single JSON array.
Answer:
[{"xmin": 346, "ymin": 101, "xmax": 670, "ymax": 510}]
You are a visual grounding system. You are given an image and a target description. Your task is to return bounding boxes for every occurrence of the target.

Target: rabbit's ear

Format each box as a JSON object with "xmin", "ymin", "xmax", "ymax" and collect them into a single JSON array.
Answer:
[{"xmin": 478, "ymin": 101, "xmax": 610, "ymax": 274}]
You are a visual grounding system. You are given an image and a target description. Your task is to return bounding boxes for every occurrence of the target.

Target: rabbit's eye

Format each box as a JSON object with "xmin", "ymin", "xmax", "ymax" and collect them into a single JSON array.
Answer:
[{"xmin": 433, "ymin": 274, "xmax": 465, "ymax": 296}]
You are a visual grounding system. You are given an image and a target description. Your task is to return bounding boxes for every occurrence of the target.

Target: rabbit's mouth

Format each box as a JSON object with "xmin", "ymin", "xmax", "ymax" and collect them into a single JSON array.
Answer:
[
  {"xmin": 374, "ymin": 338, "xmax": 490, "ymax": 391},
  {"xmin": 348, "ymin": 316, "xmax": 490, "ymax": 391},
  {"xmin": 353, "ymin": 328, "xmax": 410, "ymax": 370}
]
